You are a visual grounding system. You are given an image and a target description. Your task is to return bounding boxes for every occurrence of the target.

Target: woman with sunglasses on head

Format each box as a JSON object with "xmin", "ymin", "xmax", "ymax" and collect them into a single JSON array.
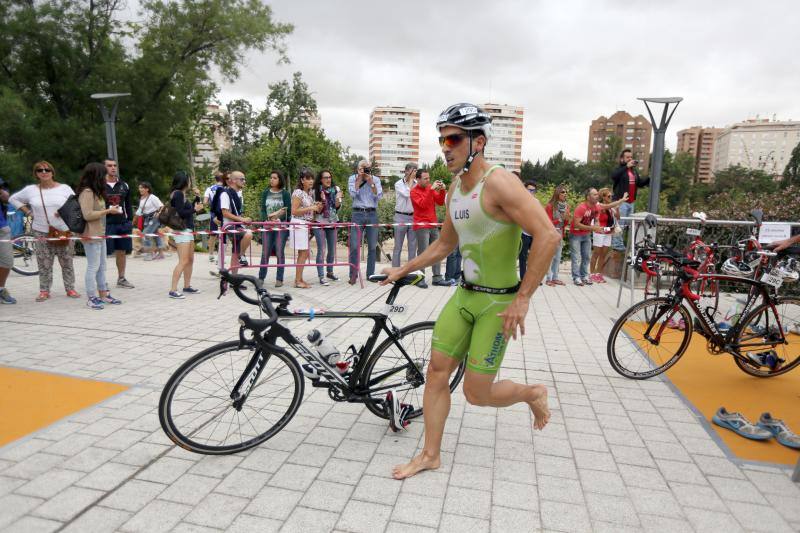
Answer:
[
  {"xmin": 289, "ymin": 168, "xmax": 322, "ymax": 288},
  {"xmin": 258, "ymin": 170, "xmax": 291, "ymax": 287},
  {"xmin": 77, "ymin": 163, "xmax": 123, "ymax": 309},
  {"xmin": 544, "ymin": 184, "xmax": 570, "ymax": 286},
  {"xmin": 589, "ymin": 187, "xmax": 615, "ymax": 283},
  {"xmin": 312, "ymin": 169, "xmax": 342, "ymax": 285},
  {"xmin": 9, "ymin": 162, "xmax": 80, "ymax": 301},
  {"xmin": 168, "ymin": 172, "xmax": 204, "ymax": 299}
]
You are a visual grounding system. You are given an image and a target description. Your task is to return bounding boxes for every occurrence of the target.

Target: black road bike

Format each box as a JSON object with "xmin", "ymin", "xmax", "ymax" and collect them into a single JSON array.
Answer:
[
  {"xmin": 159, "ymin": 270, "xmax": 465, "ymax": 455},
  {"xmin": 608, "ymin": 246, "xmax": 800, "ymax": 380}
]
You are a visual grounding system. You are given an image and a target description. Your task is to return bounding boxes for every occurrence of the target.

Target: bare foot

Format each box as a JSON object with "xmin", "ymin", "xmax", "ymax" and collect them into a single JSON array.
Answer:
[
  {"xmin": 527, "ymin": 384, "xmax": 551, "ymax": 430},
  {"xmin": 391, "ymin": 452, "xmax": 440, "ymax": 480}
]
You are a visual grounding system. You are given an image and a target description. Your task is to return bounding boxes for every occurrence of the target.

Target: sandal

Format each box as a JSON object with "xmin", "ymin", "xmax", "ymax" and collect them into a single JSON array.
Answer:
[
  {"xmin": 552, "ymin": 280, "xmax": 565, "ymax": 286},
  {"xmin": 294, "ymin": 281, "xmax": 311, "ymax": 289}
]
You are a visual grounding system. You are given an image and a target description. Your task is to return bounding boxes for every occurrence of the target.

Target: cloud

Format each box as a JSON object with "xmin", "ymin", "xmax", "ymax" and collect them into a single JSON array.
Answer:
[{"xmin": 210, "ymin": 0, "xmax": 800, "ymax": 165}]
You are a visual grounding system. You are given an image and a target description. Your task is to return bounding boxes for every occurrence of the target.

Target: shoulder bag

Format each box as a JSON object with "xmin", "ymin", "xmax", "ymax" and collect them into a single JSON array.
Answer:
[
  {"xmin": 56, "ymin": 194, "xmax": 86, "ymax": 234},
  {"xmin": 39, "ymin": 186, "xmax": 71, "ymax": 247}
]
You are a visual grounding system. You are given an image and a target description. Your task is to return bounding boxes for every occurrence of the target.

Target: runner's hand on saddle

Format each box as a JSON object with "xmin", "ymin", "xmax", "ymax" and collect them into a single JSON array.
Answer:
[{"xmin": 379, "ymin": 267, "xmax": 404, "ymax": 286}]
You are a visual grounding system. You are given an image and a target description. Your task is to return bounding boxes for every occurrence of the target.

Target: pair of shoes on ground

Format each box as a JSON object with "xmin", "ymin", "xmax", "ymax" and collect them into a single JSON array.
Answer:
[
  {"xmin": 573, "ymin": 277, "xmax": 593, "ymax": 286},
  {"xmin": 712, "ymin": 408, "xmax": 800, "ymax": 449},
  {"xmin": 589, "ymin": 273, "xmax": 607, "ymax": 283},
  {"xmin": 36, "ymin": 289, "xmax": 81, "ymax": 302},
  {"xmin": 169, "ymin": 287, "xmax": 200, "ymax": 299},
  {"xmin": 545, "ymin": 279, "xmax": 565, "ymax": 287},
  {"xmin": 86, "ymin": 294, "xmax": 122, "ymax": 310},
  {"xmin": 319, "ymin": 273, "xmax": 339, "ymax": 286}
]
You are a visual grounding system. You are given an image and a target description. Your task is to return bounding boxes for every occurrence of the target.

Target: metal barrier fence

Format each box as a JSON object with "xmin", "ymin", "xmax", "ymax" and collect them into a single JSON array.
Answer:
[{"xmin": 616, "ymin": 213, "xmax": 800, "ymax": 308}]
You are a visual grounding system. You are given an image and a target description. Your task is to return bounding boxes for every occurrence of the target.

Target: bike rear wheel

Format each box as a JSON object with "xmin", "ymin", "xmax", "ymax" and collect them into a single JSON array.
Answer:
[
  {"xmin": 12, "ymin": 239, "xmax": 38, "ymax": 276},
  {"xmin": 159, "ymin": 340, "xmax": 304, "ymax": 454},
  {"xmin": 362, "ymin": 321, "xmax": 465, "ymax": 420},
  {"xmin": 732, "ymin": 297, "xmax": 800, "ymax": 377},
  {"xmin": 608, "ymin": 297, "xmax": 693, "ymax": 379}
]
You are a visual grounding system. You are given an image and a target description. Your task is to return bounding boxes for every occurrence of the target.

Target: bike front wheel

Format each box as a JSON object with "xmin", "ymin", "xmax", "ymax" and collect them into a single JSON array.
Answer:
[
  {"xmin": 732, "ymin": 297, "xmax": 800, "ymax": 378},
  {"xmin": 12, "ymin": 238, "xmax": 38, "ymax": 276},
  {"xmin": 362, "ymin": 321, "xmax": 465, "ymax": 420},
  {"xmin": 608, "ymin": 297, "xmax": 693, "ymax": 379},
  {"xmin": 159, "ymin": 340, "xmax": 304, "ymax": 454}
]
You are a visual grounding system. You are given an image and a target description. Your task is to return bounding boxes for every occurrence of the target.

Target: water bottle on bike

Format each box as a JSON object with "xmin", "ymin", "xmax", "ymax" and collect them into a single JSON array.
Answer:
[{"xmin": 307, "ymin": 330, "xmax": 350, "ymax": 374}]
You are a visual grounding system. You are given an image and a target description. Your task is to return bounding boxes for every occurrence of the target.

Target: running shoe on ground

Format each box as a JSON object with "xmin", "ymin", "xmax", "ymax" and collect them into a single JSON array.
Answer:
[
  {"xmin": 116, "ymin": 277, "xmax": 135, "ymax": 289},
  {"xmin": 0, "ymin": 288, "xmax": 16, "ymax": 304},
  {"xmin": 101, "ymin": 294, "xmax": 122, "ymax": 305},
  {"xmin": 416, "ymin": 280, "xmax": 429, "ymax": 289},
  {"xmin": 432, "ymin": 278, "xmax": 452, "ymax": 286},
  {"xmin": 86, "ymin": 297, "xmax": 104, "ymax": 310},
  {"xmin": 385, "ymin": 390, "xmax": 413, "ymax": 432},
  {"xmin": 275, "ymin": 280, "xmax": 283, "ymax": 288},
  {"xmin": 326, "ymin": 272, "xmax": 339, "ymax": 281},
  {"xmin": 66, "ymin": 289, "xmax": 81, "ymax": 298},
  {"xmin": 582, "ymin": 277, "xmax": 593, "ymax": 286},
  {"xmin": 711, "ymin": 407, "xmax": 772, "ymax": 440},
  {"xmin": 36, "ymin": 290, "xmax": 50, "ymax": 302},
  {"xmin": 238, "ymin": 258, "xmax": 249, "ymax": 267},
  {"xmin": 319, "ymin": 277, "xmax": 330, "ymax": 286},
  {"xmin": 757, "ymin": 413, "xmax": 800, "ymax": 449},
  {"xmin": 573, "ymin": 278, "xmax": 583, "ymax": 286},
  {"xmin": 182, "ymin": 286, "xmax": 200, "ymax": 294},
  {"xmin": 169, "ymin": 291, "xmax": 185, "ymax": 299}
]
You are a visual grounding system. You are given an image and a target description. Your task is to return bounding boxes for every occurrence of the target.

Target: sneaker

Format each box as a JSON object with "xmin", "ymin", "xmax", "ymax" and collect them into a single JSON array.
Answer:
[
  {"xmin": 116, "ymin": 277, "xmax": 135, "ymax": 289},
  {"xmin": 446, "ymin": 278, "xmax": 459, "ymax": 286},
  {"xmin": 0, "ymin": 288, "xmax": 17, "ymax": 304},
  {"xmin": 36, "ymin": 290, "xmax": 50, "ymax": 302},
  {"xmin": 573, "ymin": 278, "xmax": 583, "ymax": 286},
  {"xmin": 153, "ymin": 252, "xmax": 166, "ymax": 260},
  {"xmin": 238, "ymin": 258, "xmax": 249, "ymax": 267},
  {"xmin": 432, "ymin": 278, "xmax": 451, "ymax": 286},
  {"xmin": 143, "ymin": 254, "xmax": 155, "ymax": 261},
  {"xmin": 582, "ymin": 277, "xmax": 593, "ymax": 286},
  {"xmin": 275, "ymin": 280, "xmax": 283, "ymax": 288},
  {"xmin": 348, "ymin": 277, "xmax": 358, "ymax": 285},
  {"xmin": 209, "ymin": 254, "xmax": 216, "ymax": 263},
  {"xmin": 757, "ymin": 413, "xmax": 800, "ymax": 449},
  {"xmin": 169, "ymin": 291, "xmax": 185, "ymax": 299},
  {"xmin": 319, "ymin": 277, "xmax": 330, "ymax": 286},
  {"xmin": 209, "ymin": 270, "xmax": 221, "ymax": 278},
  {"xmin": 711, "ymin": 407, "xmax": 773, "ymax": 440},
  {"xmin": 86, "ymin": 297, "xmax": 104, "ymax": 310},
  {"xmin": 326, "ymin": 272, "xmax": 339, "ymax": 281},
  {"xmin": 66, "ymin": 289, "xmax": 81, "ymax": 298},
  {"xmin": 416, "ymin": 280, "xmax": 429, "ymax": 289},
  {"xmin": 182, "ymin": 286, "xmax": 201, "ymax": 294},
  {"xmin": 101, "ymin": 294, "xmax": 122, "ymax": 305}
]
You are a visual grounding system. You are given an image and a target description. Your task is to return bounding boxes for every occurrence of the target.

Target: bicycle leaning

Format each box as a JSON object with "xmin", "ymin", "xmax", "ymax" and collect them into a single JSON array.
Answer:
[
  {"xmin": 607, "ymin": 245, "xmax": 800, "ymax": 380},
  {"xmin": 159, "ymin": 269, "xmax": 465, "ymax": 455}
]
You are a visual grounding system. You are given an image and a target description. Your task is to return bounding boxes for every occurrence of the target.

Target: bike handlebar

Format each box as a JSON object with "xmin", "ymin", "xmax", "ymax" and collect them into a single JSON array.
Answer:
[{"xmin": 218, "ymin": 270, "xmax": 289, "ymax": 331}]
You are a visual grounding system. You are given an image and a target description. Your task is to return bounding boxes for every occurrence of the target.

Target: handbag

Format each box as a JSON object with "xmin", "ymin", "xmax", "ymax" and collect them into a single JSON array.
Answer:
[
  {"xmin": 157, "ymin": 192, "xmax": 186, "ymax": 230},
  {"xmin": 56, "ymin": 195, "xmax": 86, "ymax": 234},
  {"xmin": 39, "ymin": 186, "xmax": 71, "ymax": 247}
]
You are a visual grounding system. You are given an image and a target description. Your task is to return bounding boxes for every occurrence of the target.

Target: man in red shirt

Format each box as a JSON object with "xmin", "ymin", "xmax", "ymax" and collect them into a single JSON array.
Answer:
[
  {"xmin": 411, "ymin": 169, "xmax": 447, "ymax": 287},
  {"xmin": 570, "ymin": 188, "xmax": 627, "ymax": 286},
  {"xmin": 611, "ymin": 149, "xmax": 649, "ymax": 250}
]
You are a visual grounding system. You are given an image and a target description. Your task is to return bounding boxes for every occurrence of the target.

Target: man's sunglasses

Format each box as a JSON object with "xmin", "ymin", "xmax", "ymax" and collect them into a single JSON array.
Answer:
[
  {"xmin": 35, "ymin": 168, "xmax": 52, "ymax": 173},
  {"xmin": 438, "ymin": 133, "xmax": 468, "ymax": 148}
]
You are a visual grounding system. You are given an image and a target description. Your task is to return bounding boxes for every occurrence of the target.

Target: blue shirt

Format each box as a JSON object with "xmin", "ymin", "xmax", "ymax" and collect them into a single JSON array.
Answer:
[{"xmin": 348, "ymin": 174, "xmax": 383, "ymax": 209}]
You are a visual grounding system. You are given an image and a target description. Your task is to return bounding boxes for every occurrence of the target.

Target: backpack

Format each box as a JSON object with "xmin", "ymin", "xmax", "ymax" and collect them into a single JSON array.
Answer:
[{"xmin": 210, "ymin": 187, "xmax": 240, "ymax": 222}]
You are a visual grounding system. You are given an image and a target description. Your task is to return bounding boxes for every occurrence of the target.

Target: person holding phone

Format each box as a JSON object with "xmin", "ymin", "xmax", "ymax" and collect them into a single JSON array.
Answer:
[
  {"xmin": 610, "ymin": 149, "xmax": 649, "ymax": 250},
  {"xmin": 312, "ymin": 169, "xmax": 342, "ymax": 285},
  {"xmin": 411, "ymin": 170, "xmax": 447, "ymax": 287},
  {"xmin": 347, "ymin": 160, "xmax": 382, "ymax": 284}
]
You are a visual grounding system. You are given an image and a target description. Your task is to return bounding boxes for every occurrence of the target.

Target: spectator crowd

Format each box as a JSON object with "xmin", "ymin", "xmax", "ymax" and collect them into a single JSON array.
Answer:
[{"xmin": 0, "ymin": 149, "xmax": 649, "ymax": 306}]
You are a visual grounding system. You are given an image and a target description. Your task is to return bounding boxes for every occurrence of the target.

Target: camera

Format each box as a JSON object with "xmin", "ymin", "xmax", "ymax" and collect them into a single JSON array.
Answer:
[
  {"xmin": 632, "ymin": 160, "xmax": 639, "ymax": 166},
  {"xmin": 361, "ymin": 167, "xmax": 371, "ymax": 174}
]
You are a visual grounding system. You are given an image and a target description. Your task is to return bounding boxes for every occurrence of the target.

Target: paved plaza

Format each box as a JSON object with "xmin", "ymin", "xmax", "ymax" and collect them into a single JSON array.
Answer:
[{"xmin": 1, "ymin": 254, "xmax": 799, "ymax": 533}]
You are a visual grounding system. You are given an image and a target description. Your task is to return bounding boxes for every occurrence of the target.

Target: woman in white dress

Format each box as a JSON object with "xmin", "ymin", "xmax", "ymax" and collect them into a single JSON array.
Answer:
[{"xmin": 289, "ymin": 168, "xmax": 322, "ymax": 288}]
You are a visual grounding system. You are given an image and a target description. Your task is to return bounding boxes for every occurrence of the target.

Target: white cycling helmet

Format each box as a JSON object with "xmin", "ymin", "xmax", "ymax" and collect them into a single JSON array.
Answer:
[
  {"xmin": 777, "ymin": 265, "xmax": 800, "ymax": 283},
  {"xmin": 721, "ymin": 258, "xmax": 754, "ymax": 278}
]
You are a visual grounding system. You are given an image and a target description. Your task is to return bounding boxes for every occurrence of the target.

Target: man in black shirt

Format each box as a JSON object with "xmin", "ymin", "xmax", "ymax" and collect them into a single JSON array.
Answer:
[{"xmin": 104, "ymin": 159, "xmax": 135, "ymax": 288}]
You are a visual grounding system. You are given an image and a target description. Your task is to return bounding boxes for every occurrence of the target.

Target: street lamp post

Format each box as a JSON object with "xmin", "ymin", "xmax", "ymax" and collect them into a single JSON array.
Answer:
[
  {"xmin": 90, "ymin": 92, "xmax": 131, "ymax": 164},
  {"xmin": 638, "ymin": 97, "xmax": 682, "ymax": 214}
]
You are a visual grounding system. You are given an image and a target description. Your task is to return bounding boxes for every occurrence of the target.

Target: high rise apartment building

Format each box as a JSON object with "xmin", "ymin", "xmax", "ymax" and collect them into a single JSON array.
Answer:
[
  {"xmin": 369, "ymin": 106, "xmax": 419, "ymax": 179},
  {"xmin": 588, "ymin": 111, "xmax": 652, "ymax": 172},
  {"xmin": 481, "ymin": 103, "xmax": 524, "ymax": 173},
  {"xmin": 193, "ymin": 104, "xmax": 232, "ymax": 170},
  {"xmin": 713, "ymin": 118, "xmax": 800, "ymax": 177},
  {"xmin": 676, "ymin": 126, "xmax": 722, "ymax": 183}
]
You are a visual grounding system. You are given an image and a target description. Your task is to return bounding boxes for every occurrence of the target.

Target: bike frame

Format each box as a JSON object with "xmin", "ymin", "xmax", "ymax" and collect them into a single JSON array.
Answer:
[{"xmin": 229, "ymin": 282, "xmax": 425, "ymax": 410}]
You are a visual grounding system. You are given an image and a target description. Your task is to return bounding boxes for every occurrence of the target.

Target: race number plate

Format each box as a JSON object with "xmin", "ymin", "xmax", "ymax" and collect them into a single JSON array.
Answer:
[
  {"xmin": 383, "ymin": 304, "xmax": 408, "ymax": 315},
  {"xmin": 760, "ymin": 271, "xmax": 783, "ymax": 289},
  {"xmin": 685, "ymin": 228, "xmax": 702, "ymax": 236}
]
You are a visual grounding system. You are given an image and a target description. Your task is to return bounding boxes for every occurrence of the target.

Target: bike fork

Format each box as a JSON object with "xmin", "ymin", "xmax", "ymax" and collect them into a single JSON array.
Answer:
[{"xmin": 230, "ymin": 335, "xmax": 273, "ymax": 411}]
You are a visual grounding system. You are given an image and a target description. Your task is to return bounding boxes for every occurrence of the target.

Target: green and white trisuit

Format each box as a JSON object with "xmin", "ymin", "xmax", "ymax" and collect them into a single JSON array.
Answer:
[{"xmin": 432, "ymin": 165, "xmax": 522, "ymax": 374}]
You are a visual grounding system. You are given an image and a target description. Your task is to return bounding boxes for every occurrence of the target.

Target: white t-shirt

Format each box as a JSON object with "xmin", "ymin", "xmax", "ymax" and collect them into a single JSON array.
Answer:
[
  {"xmin": 203, "ymin": 184, "xmax": 221, "ymax": 203},
  {"xmin": 9, "ymin": 184, "xmax": 73, "ymax": 233},
  {"xmin": 220, "ymin": 188, "xmax": 244, "ymax": 227},
  {"xmin": 136, "ymin": 194, "xmax": 164, "ymax": 216},
  {"xmin": 394, "ymin": 178, "xmax": 416, "ymax": 214}
]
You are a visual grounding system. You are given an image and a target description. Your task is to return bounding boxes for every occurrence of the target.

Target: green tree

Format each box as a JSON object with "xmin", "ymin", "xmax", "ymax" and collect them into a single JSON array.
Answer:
[
  {"xmin": 0, "ymin": 0, "xmax": 292, "ymax": 192},
  {"xmin": 783, "ymin": 140, "xmax": 800, "ymax": 187},
  {"xmin": 596, "ymin": 135, "xmax": 624, "ymax": 179},
  {"xmin": 710, "ymin": 165, "xmax": 777, "ymax": 196},
  {"xmin": 659, "ymin": 150, "xmax": 697, "ymax": 209},
  {"xmin": 427, "ymin": 156, "xmax": 451, "ymax": 184}
]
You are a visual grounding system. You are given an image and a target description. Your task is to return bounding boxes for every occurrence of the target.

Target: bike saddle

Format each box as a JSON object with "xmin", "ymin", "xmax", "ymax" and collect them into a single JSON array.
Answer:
[
  {"xmin": 750, "ymin": 208, "xmax": 763, "ymax": 226},
  {"xmin": 368, "ymin": 271, "xmax": 425, "ymax": 287}
]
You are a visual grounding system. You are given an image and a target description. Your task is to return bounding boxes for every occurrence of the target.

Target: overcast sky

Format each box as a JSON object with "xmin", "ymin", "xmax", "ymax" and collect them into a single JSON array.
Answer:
[{"xmin": 202, "ymin": 0, "xmax": 799, "ymax": 165}]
